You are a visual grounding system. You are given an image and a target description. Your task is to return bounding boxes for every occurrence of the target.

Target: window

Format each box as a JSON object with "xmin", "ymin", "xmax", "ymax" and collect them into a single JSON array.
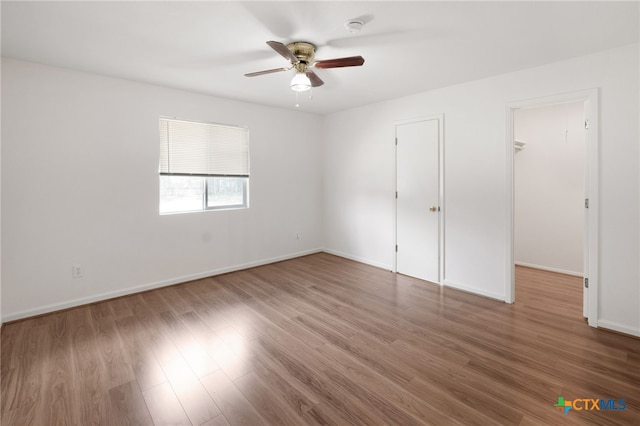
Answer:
[{"xmin": 159, "ymin": 118, "xmax": 249, "ymax": 214}]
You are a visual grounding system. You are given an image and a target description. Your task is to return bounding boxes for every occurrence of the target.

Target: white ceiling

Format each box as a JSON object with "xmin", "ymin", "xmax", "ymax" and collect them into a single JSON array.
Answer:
[{"xmin": 2, "ymin": 1, "xmax": 638, "ymax": 114}]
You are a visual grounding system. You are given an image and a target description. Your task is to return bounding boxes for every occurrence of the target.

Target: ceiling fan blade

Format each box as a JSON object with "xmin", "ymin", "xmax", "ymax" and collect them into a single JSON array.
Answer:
[
  {"xmin": 306, "ymin": 70, "xmax": 324, "ymax": 87},
  {"xmin": 266, "ymin": 41, "xmax": 299, "ymax": 63},
  {"xmin": 314, "ymin": 56, "xmax": 365, "ymax": 69},
  {"xmin": 244, "ymin": 67, "xmax": 289, "ymax": 77}
]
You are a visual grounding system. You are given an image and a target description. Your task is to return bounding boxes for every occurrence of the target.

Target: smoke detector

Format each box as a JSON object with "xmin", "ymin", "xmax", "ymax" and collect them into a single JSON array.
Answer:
[{"xmin": 344, "ymin": 19, "xmax": 364, "ymax": 34}]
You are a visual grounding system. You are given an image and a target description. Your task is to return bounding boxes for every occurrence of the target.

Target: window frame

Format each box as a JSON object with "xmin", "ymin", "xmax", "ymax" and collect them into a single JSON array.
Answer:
[
  {"xmin": 204, "ymin": 176, "xmax": 249, "ymax": 211},
  {"xmin": 158, "ymin": 117, "xmax": 249, "ymax": 215}
]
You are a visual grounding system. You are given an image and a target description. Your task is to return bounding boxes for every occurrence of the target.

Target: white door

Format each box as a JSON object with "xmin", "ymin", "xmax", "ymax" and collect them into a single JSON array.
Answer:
[{"xmin": 396, "ymin": 118, "xmax": 441, "ymax": 283}]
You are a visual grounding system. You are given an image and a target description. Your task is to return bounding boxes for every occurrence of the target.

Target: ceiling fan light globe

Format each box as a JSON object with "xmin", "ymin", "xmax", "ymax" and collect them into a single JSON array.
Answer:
[
  {"xmin": 290, "ymin": 72, "xmax": 312, "ymax": 92},
  {"xmin": 291, "ymin": 84, "xmax": 311, "ymax": 92}
]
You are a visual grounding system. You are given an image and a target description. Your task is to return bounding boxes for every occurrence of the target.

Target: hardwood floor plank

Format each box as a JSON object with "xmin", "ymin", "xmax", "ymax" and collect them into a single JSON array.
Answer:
[
  {"xmin": 141, "ymin": 382, "xmax": 192, "ymax": 426},
  {"xmin": 244, "ymin": 298, "xmax": 328, "ymax": 349},
  {"xmin": 314, "ymin": 342, "xmax": 465, "ymax": 425},
  {"xmin": 291, "ymin": 285, "xmax": 402, "ymax": 344},
  {"xmin": 300, "ymin": 402, "xmax": 355, "ymax": 426},
  {"xmin": 200, "ymin": 414, "xmax": 231, "ymax": 426},
  {"xmin": 136, "ymin": 289, "xmax": 172, "ymax": 317},
  {"xmin": 440, "ymin": 358, "xmax": 586, "ymax": 425},
  {"xmin": 114, "ymin": 315, "xmax": 167, "ymax": 391},
  {"xmin": 169, "ymin": 375, "xmax": 221, "ymax": 426},
  {"xmin": 43, "ymin": 312, "xmax": 81, "ymax": 426},
  {"xmin": 108, "ymin": 297, "xmax": 134, "ymax": 320},
  {"xmin": 1, "ymin": 322, "xmax": 51, "ymax": 425},
  {"xmin": 157, "ymin": 285, "xmax": 197, "ymax": 317},
  {"xmin": 1, "ymin": 320, "xmax": 25, "ymax": 372},
  {"xmin": 249, "ymin": 343, "xmax": 320, "ymax": 415},
  {"xmin": 553, "ymin": 358, "xmax": 640, "ymax": 397},
  {"xmin": 179, "ymin": 312, "xmax": 254, "ymax": 381},
  {"xmin": 68, "ymin": 307, "xmax": 110, "ymax": 426},
  {"xmin": 251, "ymin": 335, "xmax": 385, "ymax": 426},
  {"xmin": 215, "ymin": 274, "xmax": 256, "ymax": 303},
  {"xmin": 234, "ymin": 371, "xmax": 305, "ymax": 426},
  {"xmin": 200, "ymin": 370, "xmax": 267, "ymax": 426},
  {"xmin": 234, "ymin": 269, "xmax": 289, "ymax": 300},
  {"xmin": 292, "ymin": 313, "xmax": 415, "ymax": 384},
  {"xmin": 158, "ymin": 310, "xmax": 220, "ymax": 378},
  {"xmin": 108, "ymin": 380, "xmax": 154, "ymax": 426},
  {"xmin": 138, "ymin": 311, "xmax": 221, "ymax": 425},
  {"xmin": 89, "ymin": 302, "xmax": 136, "ymax": 389},
  {"xmin": 390, "ymin": 339, "xmax": 524, "ymax": 424},
  {"xmin": 1, "ymin": 367, "xmax": 18, "ymax": 425},
  {"xmin": 405, "ymin": 375, "xmax": 503, "ymax": 426},
  {"xmin": 321, "ymin": 364, "xmax": 426, "ymax": 425}
]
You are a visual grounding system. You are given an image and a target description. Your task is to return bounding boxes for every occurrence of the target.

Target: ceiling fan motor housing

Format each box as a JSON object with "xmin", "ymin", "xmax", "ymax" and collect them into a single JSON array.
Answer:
[{"xmin": 286, "ymin": 42, "xmax": 316, "ymax": 65}]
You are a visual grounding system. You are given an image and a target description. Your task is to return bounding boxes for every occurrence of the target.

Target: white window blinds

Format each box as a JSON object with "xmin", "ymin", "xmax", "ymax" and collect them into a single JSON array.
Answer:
[{"xmin": 159, "ymin": 118, "xmax": 249, "ymax": 177}]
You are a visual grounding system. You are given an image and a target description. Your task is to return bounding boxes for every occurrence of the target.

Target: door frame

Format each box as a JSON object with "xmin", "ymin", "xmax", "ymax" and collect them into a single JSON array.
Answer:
[
  {"xmin": 505, "ymin": 89, "xmax": 599, "ymax": 327},
  {"xmin": 394, "ymin": 114, "xmax": 445, "ymax": 283}
]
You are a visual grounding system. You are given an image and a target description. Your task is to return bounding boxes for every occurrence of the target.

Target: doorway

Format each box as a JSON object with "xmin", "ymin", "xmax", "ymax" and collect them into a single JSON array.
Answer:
[
  {"xmin": 514, "ymin": 101, "xmax": 585, "ymax": 311},
  {"xmin": 395, "ymin": 115, "xmax": 444, "ymax": 283},
  {"xmin": 506, "ymin": 90, "xmax": 599, "ymax": 327}
]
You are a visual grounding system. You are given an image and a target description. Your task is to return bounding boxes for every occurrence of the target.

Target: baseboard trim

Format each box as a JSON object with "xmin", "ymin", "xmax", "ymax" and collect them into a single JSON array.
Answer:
[
  {"xmin": 597, "ymin": 320, "xmax": 640, "ymax": 338},
  {"xmin": 515, "ymin": 261, "xmax": 582, "ymax": 277},
  {"xmin": 442, "ymin": 279, "xmax": 506, "ymax": 302},
  {"xmin": 322, "ymin": 250, "xmax": 507, "ymax": 302},
  {"xmin": 321, "ymin": 248, "xmax": 393, "ymax": 271},
  {"xmin": 2, "ymin": 248, "xmax": 323, "ymax": 323}
]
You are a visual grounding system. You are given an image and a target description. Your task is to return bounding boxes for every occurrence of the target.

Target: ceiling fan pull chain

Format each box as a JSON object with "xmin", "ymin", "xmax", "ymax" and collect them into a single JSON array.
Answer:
[
  {"xmin": 295, "ymin": 90, "xmax": 300, "ymax": 108},
  {"xmin": 308, "ymin": 88, "xmax": 313, "ymax": 100}
]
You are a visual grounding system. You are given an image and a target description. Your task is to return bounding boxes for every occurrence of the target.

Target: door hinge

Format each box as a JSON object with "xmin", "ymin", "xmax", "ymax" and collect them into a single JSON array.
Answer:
[
  {"xmin": 395, "ymin": 191, "xmax": 398, "ymax": 199},
  {"xmin": 584, "ymin": 277, "xmax": 589, "ymax": 288},
  {"xmin": 585, "ymin": 198, "xmax": 589, "ymax": 208},
  {"xmin": 585, "ymin": 120, "xmax": 590, "ymax": 130},
  {"xmin": 395, "ymin": 137, "xmax": 398, "ymax": 146},
  {"xmin": 395, "ymin": 245, "xmax": 398, "ymax": 252}
]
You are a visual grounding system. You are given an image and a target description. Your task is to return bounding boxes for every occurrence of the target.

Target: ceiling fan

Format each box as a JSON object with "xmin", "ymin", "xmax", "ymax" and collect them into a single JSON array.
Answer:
[{"xmin": 244, "ymin": 41, "xmax": 365, "ymax": 92}]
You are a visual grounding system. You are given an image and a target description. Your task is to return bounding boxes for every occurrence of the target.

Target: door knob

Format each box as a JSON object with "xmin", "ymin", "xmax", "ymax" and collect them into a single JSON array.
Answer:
[{"xmin": 429, "ymin": 205, "xmax": 439, "ymax": 212}]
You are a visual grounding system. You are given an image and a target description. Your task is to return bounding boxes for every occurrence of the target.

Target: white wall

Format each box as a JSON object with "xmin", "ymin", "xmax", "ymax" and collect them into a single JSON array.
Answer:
[
  {"xmin": 323, "ymin": 44, "xmax": 639, "ymax": 335},
  {"xmin": 1, "ymin": 58, "xmax": 323, "ymax": 321},
  {"xmin": 2, "ymin": 45, "xmax": 639, "ymax": 337},
  {"xmin": 514, "ymin": 102, "xmax": 585, "ymax": 276}
]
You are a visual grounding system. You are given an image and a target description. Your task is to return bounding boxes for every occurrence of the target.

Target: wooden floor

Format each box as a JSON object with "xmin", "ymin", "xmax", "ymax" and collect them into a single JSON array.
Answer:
[{"xmin": 2, "ymin": 253, "xmax": 639, "ymax": 425}]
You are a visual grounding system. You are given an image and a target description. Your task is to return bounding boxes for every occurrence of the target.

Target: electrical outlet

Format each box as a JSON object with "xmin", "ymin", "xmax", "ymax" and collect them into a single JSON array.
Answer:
[{"xmin": 72, "ymin": 264, "xmax": 83, "ymax": 279}]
